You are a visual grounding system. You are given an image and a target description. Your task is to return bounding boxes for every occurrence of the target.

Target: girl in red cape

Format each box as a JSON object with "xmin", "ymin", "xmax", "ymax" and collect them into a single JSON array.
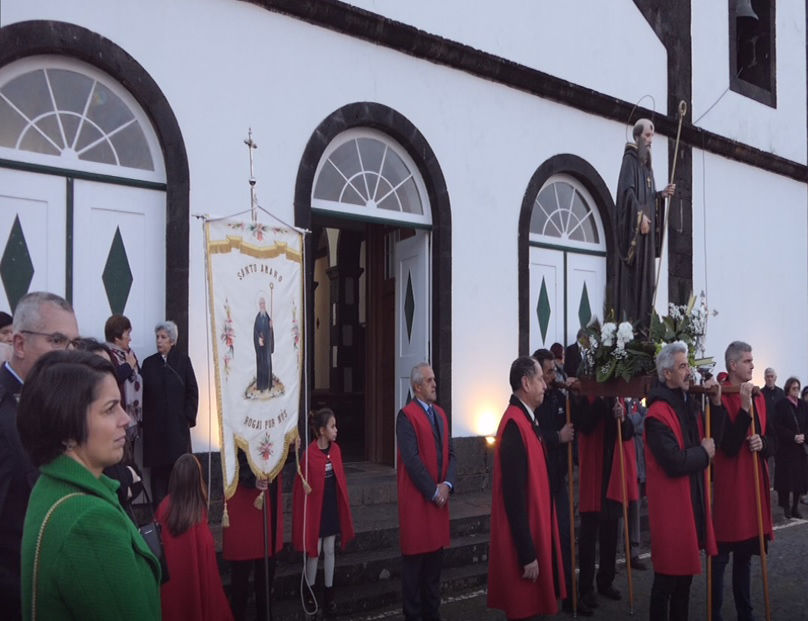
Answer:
[
  {"xmin": 293, "ymin": 408, "xmax": 355, "ymax": 616},
  {"xmin": 156, "ymin": 454, "xmax": 233, "ymax": 621}
]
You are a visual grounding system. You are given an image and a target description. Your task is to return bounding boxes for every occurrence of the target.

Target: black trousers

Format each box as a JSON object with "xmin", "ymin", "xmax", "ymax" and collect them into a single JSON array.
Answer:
[
  {"xmin": 650, "ymin": 573, "xmax": 693, "ymax": 621},
  {"xmin": 230, "ymin": 558, "xmax": 276, "ymax": 621},
  {"xmin": 578, "ymin": 511, "xmax": 618, "ymax": 595},
  {"xmin": 401, "ymin": 548, "xmax": 443, "ymax": 621}
]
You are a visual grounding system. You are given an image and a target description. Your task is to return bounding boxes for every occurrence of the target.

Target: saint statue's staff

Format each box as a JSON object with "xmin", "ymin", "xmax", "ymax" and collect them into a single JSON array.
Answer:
[
  {"xmin": 616, "ymin": 398, "xmax": 634, "ymax": 615},
  {"xmin": 651, "ymin": 100, "xmax": 687, "ymax": 310},
  {"xmin": 748, "ymin": 399, "xmax": 771, "ymax": 621},
  {"xmin": 565, "ymin": 393, "xmax": 578, "ymax": 617}
]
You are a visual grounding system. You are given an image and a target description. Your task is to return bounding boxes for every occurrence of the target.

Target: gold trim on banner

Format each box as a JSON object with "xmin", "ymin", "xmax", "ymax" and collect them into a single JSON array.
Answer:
[
  {"xmin": 207, "ymin": 235, "xmax": 303, "ymax": 263},
  {"xmin": 205, "ymin": 221, "xmax": 305, "ymax": 501}
]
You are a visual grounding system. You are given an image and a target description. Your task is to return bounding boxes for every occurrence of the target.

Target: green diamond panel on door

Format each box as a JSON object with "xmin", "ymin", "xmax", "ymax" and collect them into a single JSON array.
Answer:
[
  {"xmin": 404, "ymin": 271, "xmax": 415, "ymax": 341},
  {"xmin": 578, "ymin": 282, "xmax": 592, "ymax": 329},
  {"xmin": 0, "ymin": 215, "xmax": 35, "ymax": 311},
  {"xmin": 536, "ymin": 276, "xmax": 551, "ymax": 343},
  {"xmin": 102, "ymin": 226, "xmax": 134, "ymax": 315}
]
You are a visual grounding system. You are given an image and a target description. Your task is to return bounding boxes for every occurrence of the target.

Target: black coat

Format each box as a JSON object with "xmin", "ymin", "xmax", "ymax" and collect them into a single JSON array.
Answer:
[
  {"xmin": 772, "ymin": 398, "xmax": 808, "ymax": 494},
  {"xmin": 141, "ymin": 348, "xmax": 198, "ymax": 467},
  {"xmin": 0, "ymin": 363, "xmax": 37, "ymax": 615}
]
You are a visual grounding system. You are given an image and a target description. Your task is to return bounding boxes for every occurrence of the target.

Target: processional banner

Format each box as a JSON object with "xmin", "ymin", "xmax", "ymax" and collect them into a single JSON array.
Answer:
[{"xmin": 205, "ymin": 218, "xmax": 303, "ymax": 497}]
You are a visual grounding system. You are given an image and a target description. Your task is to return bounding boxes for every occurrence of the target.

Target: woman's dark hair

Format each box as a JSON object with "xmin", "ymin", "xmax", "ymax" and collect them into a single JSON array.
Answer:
[
  {"xmin": 0, "ymin": 311, "xmax": 11, "ymax": 330},
  {"xmin": 104, "ymin": 314, "xmax": 132, "ymax": 343},
  {"xmin": 784, "ymin": 376, "xmax": 801, "ymax": 397},
  {"xmin": 73, "ymin": 337, "xmax": 114, "ymax": 362},
  {"xmin": 801, "ymin": 386, "xmax": 808, "ymax": 401},
  {"xmin": 309, "ymin": 407, "xmax": 335, "ymax": 438},
  {"xmin": 550, "ymin": 342, "xmax": 564, "ymax": 360},
  {"xmin": 18, "ymin": 350, "xmax": 116, "ymax": 467},
  {"xmin": 165, "ymin": 454, "xmax": 207, "ymax": 537}
]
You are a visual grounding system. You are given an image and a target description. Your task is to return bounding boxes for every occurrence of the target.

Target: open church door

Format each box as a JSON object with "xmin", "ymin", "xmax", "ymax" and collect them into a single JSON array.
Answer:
[{"xmin": 394, "ymin": 229, "xmax": 431, "ymax": 422}]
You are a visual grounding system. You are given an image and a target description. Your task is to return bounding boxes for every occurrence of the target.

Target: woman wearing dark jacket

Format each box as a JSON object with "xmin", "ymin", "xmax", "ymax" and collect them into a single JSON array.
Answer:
[
  {"xmin": 141, "ymin": 320, "xmax": 198, "ymax": 509},
  {"xmin": 772, "ymin": 376, "xmax": 808, "ymax": 518}
]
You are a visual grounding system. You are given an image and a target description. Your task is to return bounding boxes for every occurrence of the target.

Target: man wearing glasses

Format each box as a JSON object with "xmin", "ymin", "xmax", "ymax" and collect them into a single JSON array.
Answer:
[{"xmin": 0, "ymin": 291, "xmax": 78, "ymax": 619}]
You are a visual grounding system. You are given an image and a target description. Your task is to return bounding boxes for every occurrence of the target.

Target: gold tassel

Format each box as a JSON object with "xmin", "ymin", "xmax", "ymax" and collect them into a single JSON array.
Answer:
[
  {"xmin": 295, "ymin": 444, "xmax": 312, "ymax": 494},
  {"xmin": 222, "ymin": 500, "xmax": 230, "ymax": 528},
  {"xmin": 253, "ymin": 490, "xmax": 264, "ymax": 510}
]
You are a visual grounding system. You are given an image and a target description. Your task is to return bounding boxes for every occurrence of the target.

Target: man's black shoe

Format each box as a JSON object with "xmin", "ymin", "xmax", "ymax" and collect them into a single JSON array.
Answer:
[
  {"xmin": 597, "ymin": 585, "xmax": 622, "ymax": 600},
  {"xmin": 630, "ymin": 556, "xmax": 648, "ymax": 571},
  {"xmin": 580, "ymin": 591, "xmax": 599, "ymax": 609},
  {"xmin": 563, "ymin": 598, "xmax": 594, "ymax": 616}
]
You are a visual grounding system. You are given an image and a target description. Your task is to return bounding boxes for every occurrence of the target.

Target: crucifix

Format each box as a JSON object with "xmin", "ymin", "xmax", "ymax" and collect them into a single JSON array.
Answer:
[{"xmin": 244, "ymin": 128, "xmax": 258, "ymax": 223}]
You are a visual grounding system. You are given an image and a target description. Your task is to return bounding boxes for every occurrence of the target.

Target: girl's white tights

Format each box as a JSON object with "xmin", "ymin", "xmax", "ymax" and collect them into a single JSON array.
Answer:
[{"xmin": 305, "ymin": 535, "xmax": 336, "ymax": 588}]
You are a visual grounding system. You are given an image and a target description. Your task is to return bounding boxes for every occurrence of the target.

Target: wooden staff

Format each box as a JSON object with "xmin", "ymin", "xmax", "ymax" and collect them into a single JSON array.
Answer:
[
  {"xmin": 566, "ymin": 393, "xmax": 578, "ymax": 617},
  {"xmin": 652, "ymin": 100, "xmax": 688, "ymax": 310},
  {"xmin": 748, "ymin": 399, "xmax": 771, "ymax": 621},
  {"xmin": 705, "ymin": 397, "xmax": 713, "ymax": 621},
  {"xmin": 616, "ymin": 400, "xmax": 634, "ymax": 615}
]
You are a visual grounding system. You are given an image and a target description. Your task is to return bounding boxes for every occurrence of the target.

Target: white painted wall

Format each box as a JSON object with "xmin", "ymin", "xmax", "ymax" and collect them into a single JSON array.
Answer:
[
  {"xmin": 692, "ymin": 1, "xmax": 807, "ymax": 164},
  {"xmin": 692, "ymin": 150, "xmax": 808, "ymax": 384},
  {"xmin": 344, "ymin": 0, "xmax": 668, "ymax": 111},
  {"xmin": 4, "ymin": 0, "xmax": 803, "ymax": 442}
]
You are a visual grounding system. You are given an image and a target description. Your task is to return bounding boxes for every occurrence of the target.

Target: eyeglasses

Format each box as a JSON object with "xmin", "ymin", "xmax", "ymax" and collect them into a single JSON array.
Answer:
[{"xmin": 21, "ymin": 330, "xmax": 79, "ymax": 350}]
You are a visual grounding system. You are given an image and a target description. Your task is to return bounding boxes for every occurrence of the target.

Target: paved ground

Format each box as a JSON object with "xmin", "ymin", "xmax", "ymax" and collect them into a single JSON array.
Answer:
[{"xmin": 358, "ymin": 517, "xmax": 808, "ymax": 621}]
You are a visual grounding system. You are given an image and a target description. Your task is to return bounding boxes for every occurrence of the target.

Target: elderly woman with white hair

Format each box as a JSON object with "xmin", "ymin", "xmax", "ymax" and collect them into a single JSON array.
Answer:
[{"xmin": 141, "ymin": 320, "xmax": 198, "ymax": 509}]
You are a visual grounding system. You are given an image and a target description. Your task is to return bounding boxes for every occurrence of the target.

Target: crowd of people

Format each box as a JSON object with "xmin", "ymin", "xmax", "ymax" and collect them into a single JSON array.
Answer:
[{"xmin": 0, "ymin": 290, "xmax": 802, "ymax": 621}]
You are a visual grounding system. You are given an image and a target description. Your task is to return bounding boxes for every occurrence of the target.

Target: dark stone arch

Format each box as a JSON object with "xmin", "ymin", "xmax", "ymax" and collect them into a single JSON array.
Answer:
[
  {"xmin": 0, "ymin": 20, "xmax": 190, "ymax": 345},
  {"xmin": 517, "ymin": 154, "xmax": 616, "ymax": 354},
  {"xmin": 295, "ymin": 102, "xmax": 452, "ymax": 413}
]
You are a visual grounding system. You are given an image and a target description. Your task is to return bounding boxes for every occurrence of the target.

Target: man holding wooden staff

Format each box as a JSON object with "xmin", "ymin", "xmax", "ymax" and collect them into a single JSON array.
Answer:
[
  {"xmin": 712, "ymin": 341, "xmax": 774, "ymax": 621},
  {"xmin": 645, "ymin": 341, "xmax": 720, "ymax": 620}
]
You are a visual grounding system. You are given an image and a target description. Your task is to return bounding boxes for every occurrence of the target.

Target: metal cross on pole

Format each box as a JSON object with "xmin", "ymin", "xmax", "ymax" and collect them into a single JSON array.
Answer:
[{"xmin": 244, "ymin": 128, "xmax": 258, "ymax": 223}]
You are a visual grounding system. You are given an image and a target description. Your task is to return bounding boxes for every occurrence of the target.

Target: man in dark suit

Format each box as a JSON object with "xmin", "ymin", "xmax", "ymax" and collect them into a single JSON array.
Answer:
[
  {"xmin": 396, "ymin": 363, "xmax": 456, "ymax": 621},
  {"xmin": 564, "ymin": 328, "xmax": 587, "ymax": 377},
  {"xmin": 0, "ymin": 292, "xmax": 78, "ymax": 619}
]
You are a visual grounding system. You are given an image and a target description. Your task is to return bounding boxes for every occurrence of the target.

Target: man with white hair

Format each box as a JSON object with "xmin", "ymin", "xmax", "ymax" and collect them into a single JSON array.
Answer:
[
  {"xmin": 613, "ymin": 118, "xmax": 675, "ymax": 328},
  {"xmin": 645, "ymin": 341, "xmax": 721, "ymax": 620},
  {"xmin": 0, "ymin": 292, "xmax": 78, "ymax": 619},
  {"xmin": 396, "ymin": 362, "xmax": 456, "ymax": 621},
  {"xmin": 761, "ymin": 367, "xmax": 784, "ymax": 428}
]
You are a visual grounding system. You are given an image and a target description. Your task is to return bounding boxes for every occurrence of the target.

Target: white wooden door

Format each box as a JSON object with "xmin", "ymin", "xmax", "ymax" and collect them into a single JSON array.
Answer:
[
  {"xmin": 0, "ymin": 169, "xmax": 66, "ymax": 310},
  {"xmin": 566, "ymin": 253, "xmax": 606, "ymax": 344},
  {"xmin": 72, "ymin": 180, "xmax": 166, "ymax": 355},
  {"xmin": 394, "ymin": 230, "xmax": 430, "ymax": 412},
  {"xmin": 529, "ymin": 245, "xmax": 565, "ymax": 353}
]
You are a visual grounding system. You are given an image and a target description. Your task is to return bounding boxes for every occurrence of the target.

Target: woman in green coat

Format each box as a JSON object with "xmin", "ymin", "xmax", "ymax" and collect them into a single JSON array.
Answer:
[{"xmin": 18, "ymin": 350, "xmax": 161, "ymax": 620}]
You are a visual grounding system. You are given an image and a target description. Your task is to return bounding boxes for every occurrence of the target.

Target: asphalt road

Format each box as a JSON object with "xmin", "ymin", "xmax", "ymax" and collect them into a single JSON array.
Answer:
[{"xmin": 361, "ymin": 517, "xmax": 808, "ymax": 620}]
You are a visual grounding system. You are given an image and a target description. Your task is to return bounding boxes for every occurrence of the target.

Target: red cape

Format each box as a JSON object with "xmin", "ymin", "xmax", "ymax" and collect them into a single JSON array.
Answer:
[
  {"xmin": 579, "ymin": 402, "xmax": 638, "ymax": 513},
  {"xmin": 487, "ymin": 403, "xmax": 565, "ymax": 618},
  {"xmin": 292, "ymin": 440, "xmax": 355, "ymax": 556},
  {"xmin": 397, "ymin": 401, "xmax": 451, "ymax": 555},
  {"xmin": 222, "ymin": 473, "xmax": 284, "ymax": 560},
  {"xmin": 645, "ymin": 400, "xmax": 717, "ymax": 575},
  {"xmin": 156, "ymin": 498, "xmax": 234, "ymax": 621},
  {"xmin": 714, "ymin": 389, "xmax": 773, "ymax": 543}
]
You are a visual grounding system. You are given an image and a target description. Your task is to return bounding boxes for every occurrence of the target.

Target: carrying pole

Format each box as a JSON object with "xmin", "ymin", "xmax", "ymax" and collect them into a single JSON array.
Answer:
[
  {"xmin": 566, "ymin": 393, "xmax": 578, "ymax": 617},
  {"xmin": 748, "ymin": 399, "xmax": 771, "ymax": 621},
  {"xmin": 616, "ymin": 404, "xmax": 634, "ymax": 615},
  {"xmin": 705, "ymin": 397, "xmax": 713, "ymax": 621}
]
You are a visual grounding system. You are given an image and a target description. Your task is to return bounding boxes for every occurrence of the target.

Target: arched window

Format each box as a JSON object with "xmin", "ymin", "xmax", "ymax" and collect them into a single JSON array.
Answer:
[
  {"xmin": 312, "ymin": 129, "xmax": 431, "ymax": 227},
  {"xmin": 0, "ymin": 56, "xmax": 164, "ymax": 182},
  {"xmin": 530, "ymin": 175, "xmax": 605, "ymax": 252}
]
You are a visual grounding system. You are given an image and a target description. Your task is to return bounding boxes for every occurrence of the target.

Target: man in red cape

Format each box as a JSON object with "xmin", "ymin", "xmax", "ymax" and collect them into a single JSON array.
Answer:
[
  {"xmin": 575, "ymin": 394, "xmax": 635, "ymax": 610},
  {"xmin": 488, "ymin": 356, "xmax": 565, "ymax": 619},
  {"xmin": 645, "ymin": 341, "xmax": 719, "ymax": 619},
  {"xmin": 711, "ymin": 341, "xmax": 774, "ymax": 621},
  {"xmin": 396, "ymin": 362, "xmax": 456, "ymax": 621}
]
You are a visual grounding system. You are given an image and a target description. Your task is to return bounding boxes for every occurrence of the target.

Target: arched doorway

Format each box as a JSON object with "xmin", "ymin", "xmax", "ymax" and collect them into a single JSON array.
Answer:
[
  {"xmin": 518, "ymin": 155, "xmax": 616, "ymax": 354},
  {"xmin": 296, "ymin": 105, "xmax": 451, "ymax": 465},
  {"xmin": 0, "ymin": 55, "xmax": 166, "ymax": 352}
]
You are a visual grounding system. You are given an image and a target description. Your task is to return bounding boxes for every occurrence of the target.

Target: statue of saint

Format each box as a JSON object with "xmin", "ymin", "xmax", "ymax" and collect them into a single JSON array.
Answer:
[{"xmin": 613, "ymin": 118, "xmax": 675, "ymax": 329}]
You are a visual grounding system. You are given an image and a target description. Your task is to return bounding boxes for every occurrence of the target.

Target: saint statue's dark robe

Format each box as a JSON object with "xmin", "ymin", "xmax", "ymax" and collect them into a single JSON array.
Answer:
[
  {"xmin": 613, "ymin": 143, "xmax": 664, "ymax": 329},
  {"xmin": 253, "ymin": 311, "xmax": 274, "ymax": 391}
]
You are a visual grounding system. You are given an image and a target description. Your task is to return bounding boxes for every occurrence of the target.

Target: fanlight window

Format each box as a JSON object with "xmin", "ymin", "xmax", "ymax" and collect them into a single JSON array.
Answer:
[
  {"xmin": 312, "ymin": 130, "xmax": 430, "ymax": 226},
  {"xmin": 0, "ymin": 66, "xmax": 155, "ymax": 171},
  {"xmin": 530, "ymin": 177, "xmax": 604, "ymax": 250}
]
